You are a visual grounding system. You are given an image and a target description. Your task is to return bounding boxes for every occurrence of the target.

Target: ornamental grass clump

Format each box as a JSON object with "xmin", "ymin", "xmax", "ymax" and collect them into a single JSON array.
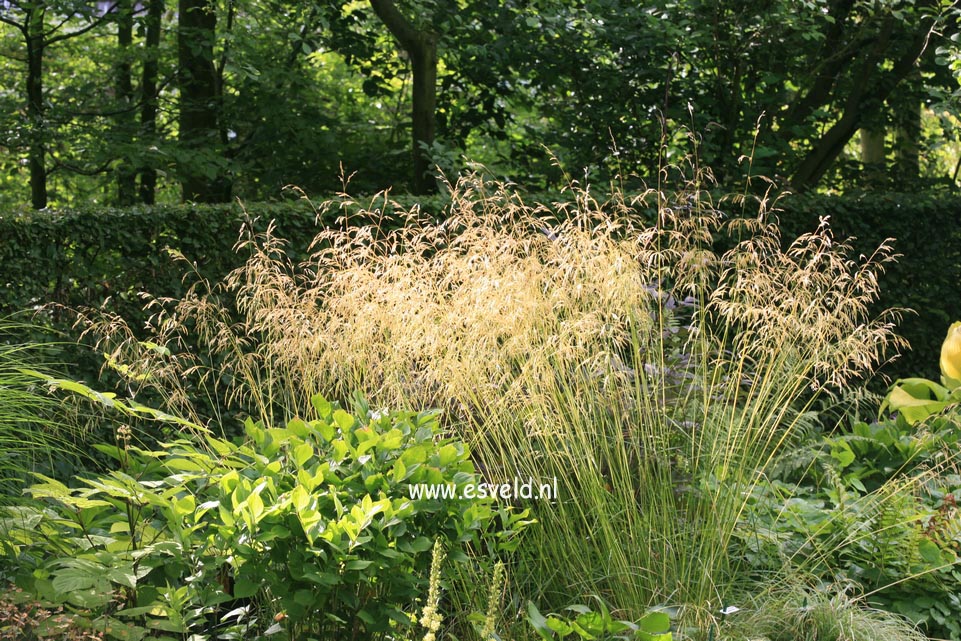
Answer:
[
  {"xmin": 0, "ymin": 323, "xmax": 84, "ymax": 499},
  {"xmin": 719, "ymin": 580, "xmax": 928, "ymax": 641},
  {"xmin": 89, "ymin": 168, "xmax": 904, "ymax": 629}
]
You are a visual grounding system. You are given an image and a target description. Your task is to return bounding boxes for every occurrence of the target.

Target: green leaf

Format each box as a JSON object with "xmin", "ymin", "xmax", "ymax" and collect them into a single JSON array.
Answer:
[
  {"xmin": 294, "ymin": 442, "xmax": 314, "ymax": 467},
  {"xmin": 247, "ymin": 491, "xmax": 265, "ymax": 522},
  {"xmin": 288, "ymin": 417, "xmax": 310, "ymax": 438},
  {"xmin": 332, "ymin": 440, "xmax": 350, "ymax": 463},
  {"xmin": 580, "ymin": 603, "xmax": 608, "ymax": 635},
  {"xmin": 638, "ymin": 610, "xmax": 672, "ymax": 641},
  {"xmin": 106, "ymin": 566, "xmax": 139, "ymax": 589},
  {"xmin": 919, "ymin": 538, "xmax": 943, "ymax": 565},
  {"xmin": 67, "ymin": 587, "xmax": 114, "ymax": 609},
  {"xmin": 346, "ymin": 559, "xmax": 373, "ymax": 571},
  {"xmin": 527, "ymin": 601, "xmax": 551, "ymax": 638},
  {"xmin": 830, "ymin": 442, "xmax": 855, "ymax": 469},
  {"xmin": 392, "ymin": 459, "xmax": 408, "ymax": 483},
  {"xmin": 292, "ymin": 485, "xmax": 310, "ymax": 512},
  {"xmin": 206, "ymin": 436, "xmax": 234, "ymax": 456},
  {"xmin": 311, "ymin": 395, "xmax": 332, "ymax": 418},
  {"xmin": 233, "ymin": 577, "xmax": 261, "ymax": 599},
  {"xmin": 437, "ymin": 443, "xmax": 461, "ymax": 466},
  {"xmin": 316, "ymin": 420, "xmax": 336, "ymax": 442},
  {"xmin": 900, "ymin": 378, "xmax": 950, "ymax": 401},
  {"xmin": 163, "ymin": 457, "xmax": 206, "ymax": 473},
  {"xmin": 172, "ymin": 494, "xmax": 196, "ymax": 517},
  {"xmin": 52, "ymin": 569, "xmax": 98, "ymax": 593},
  {"xmin": 546, "ymin": 617, "xmax": 574, "ymax": 637},
  {"xmin": 882, "ymin": 380, "xmax": 953, "ymax": 425},
  {"xmin": 333, "ymin": 409, "xmax": 355, "ymax": 432},
  {"xmin": 92, "ymin": 617, "xmax": 148, "ymax": 641}
]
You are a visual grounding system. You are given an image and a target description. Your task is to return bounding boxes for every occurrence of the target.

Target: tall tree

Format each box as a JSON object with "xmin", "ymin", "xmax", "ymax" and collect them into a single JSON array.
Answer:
[
  {"xmin": 893, "ymin": 69, "xmax": 923, "ymax": 185},
  {"xmin": 139, "ymin": 0, "xmax": 164, "ymax": 204},
  {"xmin": 368, "ymin": 0, "xmax": 437, "ymax": 194},
  {"xmin": 0, "ymin": 0, "xmax": 117, "ymax": 208},
  {"xmin": 114, "ymin": 0, "xmax": 136, "ymax": 205},
  {"xmin": 178, "ymin": 0, "xmax": 229, "ymax": 202},
  {"xmin": 787, "ymin": 6, "xmax": 943, "ymax": 189},
  {"xmin": 23, "ymin": 1, "xmax": 45, "ymax": 208}
]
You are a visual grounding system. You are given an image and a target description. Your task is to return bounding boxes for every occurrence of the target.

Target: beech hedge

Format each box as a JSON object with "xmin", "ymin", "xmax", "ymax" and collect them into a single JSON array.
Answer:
[
  {"xmin": 777, "ymin": 191, "xmax": 961, "ymax": 383},
  {"xmin": 1, "ymin": 191, "xmax": 957, "ymax": 390}
]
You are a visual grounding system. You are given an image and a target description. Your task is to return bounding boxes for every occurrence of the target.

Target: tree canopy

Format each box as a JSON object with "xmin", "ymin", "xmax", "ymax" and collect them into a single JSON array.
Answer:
[{"xmin": 1, "ymin": 0, "xmax": 959, "ymax": 206}]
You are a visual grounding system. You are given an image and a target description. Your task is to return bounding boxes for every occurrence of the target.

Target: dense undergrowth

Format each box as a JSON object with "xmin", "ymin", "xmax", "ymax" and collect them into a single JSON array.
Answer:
[{"xmin": 1, "ymin": 166, "xmax": 961, "ymax": 640}]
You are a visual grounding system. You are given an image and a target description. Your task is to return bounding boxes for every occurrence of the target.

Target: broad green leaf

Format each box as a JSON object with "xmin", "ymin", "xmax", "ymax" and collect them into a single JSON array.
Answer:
[
  {"xmin": 247, "ymin": 491, "xmax": 265, "ymax": 522},
  {"xmin": 316, "ymin": 420, "xmax": 336, "ymax": 442},
  {"xmin": 311, "ymin": 395, "xmax": 332, "ymax": 418},
  {"xmin": 899, "ymin": 378, "xmax": 950, "ymax": 401},
  {"xmin": 163, "ymin": 457, "xmax": 206, "ymax": 473},
  {"xmin": 233, "ymin": 577, "xmax": 261, "ymax": 599},
  {"xmin": 638, "ymin": 610, "xmax": 672, "ymax": 641},
  {"xmin": 333, "ymin": 409, "xmax": 355, "ymax": 432},
  {"xmin": 546, "ymin": 617, "xmax": 574, "ymax": 637},
  {"xmin": 437, "ymin": 443, "xmax": 461, "ymax": 466},
  {"xmin": 288, "ymin": 417, "xmax": 310, "ymax": 438},
  {"xmin": 172, "ymin": 494, "xmax": 196, "ymax": 517},
  {"xmin": 292, "ymin": 485, "xmax": 310, "ymax": 512},
  {"xmin": 67, "ymin": 586, "xmax": 114, "ymax": 609},
  {"xmin": 527, "ymin": 601, "xmax": 550, "ymax": 636},
  {"xmin": 106, "ymin": 566, "xmax": 139, "ymax": 589},
  {"xmin": 92, "ymin": 617, "xmax": 148, "ymax": 641},
  {"xmin": 294, "ymin": 442, "xmax": 314, "ymax": 467},
  {"xmin": 52, "ymin": 569, "xmax": 98, "ymax": 593},
  {"xmin": 332, "ymin": 440, "xmax": 350, "ymax": 463},
  {"xmin": 392, "ymin": 459, "xmax": 407, "ymax": 483},
  {"xmin": 884, "ymin": 386, "xmax": 950, "ymax": 425},
  {"xmin": 206, "ymin": 436, "xmax": 234, "ymax": 456},
  {"xmin": 830, "ymin": 442, "xmax": 855, "ymax": 469},
  {"xmin": 919, "ymin": 538, "xmax": 943, "ymax": 565},
  {"xmin": 346, "ymin": 559, "xmax": 373, "ymax": 570}
]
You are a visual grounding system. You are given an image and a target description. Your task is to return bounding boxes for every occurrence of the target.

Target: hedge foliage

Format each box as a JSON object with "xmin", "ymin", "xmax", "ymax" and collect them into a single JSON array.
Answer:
[
  {"xmin": 0, "ymin": 194, "xmax": 447, "ymax": 395},
  {"xmin": 778, "ymin": 192, "xmax": 961, "ymax": 383},
  {"xmin": 0, "ymin": 190, "xmax": 957, "ymax": 391}
]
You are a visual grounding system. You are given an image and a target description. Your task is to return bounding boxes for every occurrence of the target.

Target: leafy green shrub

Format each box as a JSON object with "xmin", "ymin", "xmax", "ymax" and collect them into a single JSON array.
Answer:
[
  {"xmin": 0, "ymin": 195, "xmax": 447, "ymax": 401},
  {"xmin": 526, "ymin": 601, "xmax": 672, "ymax": 641},
  {"xmin": 736, "ymin": 408, "xmax": 961, "ymax": 639},
  {"xmin": 1, "ymin": 392, "xmax": 527, "ymax": 640},
  {"xmin": 45, "ymin": 171, "xmax": 954, "ymax": 639},
  {"xmin": 3, "ymin": 188, "xmax": 958, "ymax": 390}
]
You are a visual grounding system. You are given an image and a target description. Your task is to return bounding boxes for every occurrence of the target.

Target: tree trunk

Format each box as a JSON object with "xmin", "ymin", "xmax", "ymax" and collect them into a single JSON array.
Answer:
[
  {"xmin": 860, "ymin": 126, "xmax": 885, "ymax": 187},
  {"xmin": 26, "ymin": 7, "xmax": 46, "ymax": 209},
  {"xmin": 893, "ymin": 70, "xmax": 922, "ymax": 186},
  {"xmin": 178, "ymin": 0, "xmax": 228, "ymax": 202},
  {"xmin": 115, "ymin": 0, "xmax": 137, "ymax": 205},
  {"xmin": 779, "ymin": 0, "xmax": 857, "ymax": 136},
  {"xmin": 790, "ymin": 18, "xmax": 933, "ymax": 191},
  {"xmin": 409, "ymin": 35, "xmax": 437, "ymax": 194},
  {"xmin": 139, "ymin": 0, "xmax": 163, "ymax": 204},
  {"xmin": 369, "ymin": 0, "xmax": 438, "ymax": 195}
]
